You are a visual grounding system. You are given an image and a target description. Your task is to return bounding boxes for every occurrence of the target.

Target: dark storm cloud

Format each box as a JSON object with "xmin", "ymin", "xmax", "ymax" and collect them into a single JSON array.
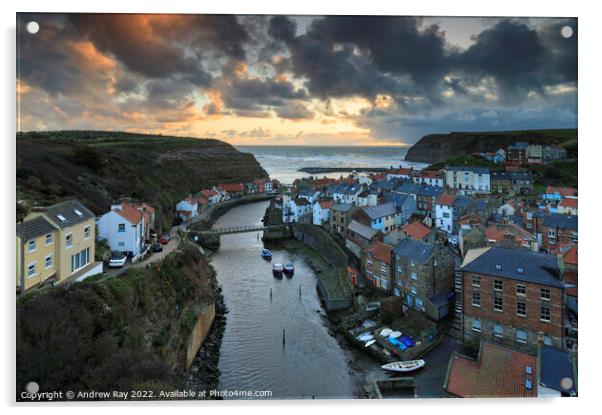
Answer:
[{"xmin": 275, "ymin": 101, "xmax": 315, "ymax": 120}]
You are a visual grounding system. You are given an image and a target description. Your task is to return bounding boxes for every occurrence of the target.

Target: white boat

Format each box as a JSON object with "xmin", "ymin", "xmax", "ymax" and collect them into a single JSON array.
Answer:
[
  {"xmin": 388, "ymin": 331, "xmax": 402, "ymax": 339},
  {"xmin": 358, "ymin": 334, "xmax": 374, "ymax": 342},
  {"xmin": 381, "ymin": 360, "xmax": 426, "ymax": 373},
  {"xmin": 283, "ymin": 263, "xmax": 295, "ymax": 273},
  {"xmin": 272, "ymin": 263, "xmax": 284, "ymax": 274},
  {"xmin": 380, "ymin": 328, "xmax": 393, "ymax": 337},
  {"xmin": 364, "ymin": 339, "xmax": 376, "ymax": 348}
]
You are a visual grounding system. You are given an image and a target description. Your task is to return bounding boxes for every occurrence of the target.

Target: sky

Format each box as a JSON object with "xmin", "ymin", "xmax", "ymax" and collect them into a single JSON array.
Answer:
[{"xmin": 16, "ymin": 14, "xmax": 577, "ymax": 146}]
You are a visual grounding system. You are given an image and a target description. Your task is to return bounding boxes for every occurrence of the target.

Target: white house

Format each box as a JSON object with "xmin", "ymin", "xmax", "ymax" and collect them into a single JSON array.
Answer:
[
  {"xmin": 434, "ymin": 193, "xmax": 456, "ymax": 234},
  {"xmin": 97, "ymin": 203, "xmax": 145, "ymax": 259},
  {"xmin": 283, "ymin": 198, "xmax": 312, "ymax": 223},
  {"xmin": 298, "ymin": 189, "xmax": 321, "ymax": 204},
  {"xmin": 444, "ymin": 166, "xmax": 491, "ymax": 195},
  {"xmin": 312, "ymin": 200, "xmax": 334, "ymax": 225},
  {"xmin": 497, "ymin": 201, "xmax": 516, "ymax": 217},
  {"xmin": 175, "ymin": 197, "xmax": 199, "ymax": 221},
  {"xmin": 199, "ymin": 188, "xmax": 221, "ymax": 205},
  {"xmin": 357, "ymin": 190, "xmax": 378, "ymax": 207},
  {"xmin": 386, "ymin": 167, "xmax": 412, "ymax": 181}
]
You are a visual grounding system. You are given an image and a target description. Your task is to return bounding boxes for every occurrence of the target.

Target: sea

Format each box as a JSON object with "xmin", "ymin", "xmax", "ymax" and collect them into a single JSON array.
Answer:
[{"xmin": 235, "ymin": 146, "xmax": 427, "ymax": 185}]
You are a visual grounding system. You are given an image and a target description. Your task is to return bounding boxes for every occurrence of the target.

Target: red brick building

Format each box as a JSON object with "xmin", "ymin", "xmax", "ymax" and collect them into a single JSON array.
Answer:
[
  {"xmin": 541, "ymin": 213, "xmax": 578, "ymax": 252},
  {"xmin": 461, "ymin": 247, "xmax": 566, "ymax": 351},
  {"xmin": 362, "ymin": 240, "xmax": 393, "ymax": 294}
]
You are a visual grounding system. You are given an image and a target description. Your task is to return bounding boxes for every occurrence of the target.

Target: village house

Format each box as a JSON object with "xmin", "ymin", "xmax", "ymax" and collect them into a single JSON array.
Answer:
[
  {"xmin": 484, "ymin": 223, "xmax": 538, "ymax": 252},
  {"xmin": 392, "ymin": 238, "xmax": 455, "ymax": 320},
  {"xmin": 134, "ymin": 202, "xmax": 155, "ymax": 239},
  {"xmin": 552, "ymin": 243, "xmax": 578, "ymax": 314},
  {"xmin": 312, "ymin": 199, "xmax": 334, "ymax": 226},
  {"xmin": 297, "ymin": 188, "xmax": 321, "ymax": 204},
  {"xmin": 497, "ymin": 200, "xmax": 516, "ymax": 217},
  {"xmin": 416, "ymin": 185, "xmax": 445, "ymax": 220},
  {"xmin": 175, "ymin": 197, "xmax": 198, "ymax": 221},
  {"xmin": 218, "ymin": 182, "xmax": 245, "ymax": 197},
  {"xmin": 244, "ymin": 182, "xmax": 258, "ymax": 194},
  {"xmin": 362, "ymin": 240, "xmax": 393, "ymax": 294},
  {"xmin": 543, "ymin": 145, "xmax": 567, "ymax": 163},
  {"xmin": 493, "ymin": 148, "xmax": 506, "ymax": 164},
  {"xmin": 370, "ymin": 177, "xmax": 399, "ymax": 193},
  {"xmin": 461, "ymin": 247, "xmax": 566, "ymax": 351},
  {"xmin": 444, "ymin": 166, "xmax": 491, "ymax": 194},
  {"xmin": 491, "ymin": 171, "xmax": 533, "ymax": 194},
  {"xmin": 329, "ymin": 203, "xmax": 360, "ymax": 236},
  {"xmin": 413, "ymin": 170, "xmax": 444, "ymax": 188},
  {"xmin": 434, "ymin": 193, "xmax": 456, "ymax": 234},
  {"xmin": 282, "ymin": 197, "xmax": 312, "ymax": 223},
  {"xmin": 346, "ymin": 220, "xmax": 383, "ymax": 259},
  {"xmin": 329, "ymin": 182, "xmax": 364, "ymax": 205},
  {"xmin": 557, "ymin": 197, "xmax": 578, "ymax": 216},
  {"xmin": 386, "ymin": 166, "xmax": 413, "ymax": 181},
  {"xmin": 445, "ymin": 341, "xmax": 538, "ymax": 398},
  {"xmin": 354, "ymin": 202, "xmax": 400, "ymax": 233},
  {"xmin": 507, "ymin": 142, "xmax": 529, "ymax": 165},
  {"xmin": 18, "ymin": 199, "xmax": 102, "ymax": 291},
  {"xmin": 541, "ymin": 213, "xmax": 578, "ymax": 252},
  {"xmin": 382, "ymin": 192, "xmax": 416, "ymax": 225},
  {"xmin": 541, "ymin": 186, "xmax": 577, "ymax": 210},
  {"xmin": 97, "ymin": 202, "xmax": 146, "ymax": 260},
  {"xmin": 394, "ymin": 181, "xmax": 421, "ymax": 201},
  {"xmin": 357, "ymin": 189, "xmax": 379, "ymax": 207},
  {"xmin": 253, "ymin": 178, "xmax": 273, "ymax": 193},
  {"xmin": 526, "ymin": 143, "xmax": 544, "ymax": 164},
  {"xmin": 401, "ymin": 221, "xmax": 432, "ymax": 242},
  {"xmin": 199, "ymin": 188, "xmax": 221, "ymax": 205}
]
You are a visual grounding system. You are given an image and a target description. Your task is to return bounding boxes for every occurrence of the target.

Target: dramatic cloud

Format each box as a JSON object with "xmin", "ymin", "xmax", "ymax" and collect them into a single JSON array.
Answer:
[{"xmin": 17, "ymin": 13, "xmax": 577, "ymax": 144}]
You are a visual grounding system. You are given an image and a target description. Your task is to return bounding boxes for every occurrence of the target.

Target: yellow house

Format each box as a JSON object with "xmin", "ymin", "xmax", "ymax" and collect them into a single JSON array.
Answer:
[
  {"xmin": 18, "ymin": 199, "xmax": 103, "ymax": 292},
  {"xmin": 16, "ymin": 216, "xmax": 59, "ymax": 291}
]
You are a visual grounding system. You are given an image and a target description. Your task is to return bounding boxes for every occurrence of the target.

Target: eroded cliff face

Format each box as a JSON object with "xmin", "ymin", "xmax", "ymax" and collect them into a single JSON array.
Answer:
[
  {"xmin": 404, "ymin": 130, "xmax": 576, "ymax": 163},
  {"xmin": 16, "ymin": 131, "xmax": 268, "ymax": 227}
]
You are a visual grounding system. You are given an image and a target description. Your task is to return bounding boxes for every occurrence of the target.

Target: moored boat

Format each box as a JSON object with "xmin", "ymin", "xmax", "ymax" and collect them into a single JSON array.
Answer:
[
  {"xmin": 364, "ymin": 339, "xmax": 376, "ymax": 348},
  {"xmin": 272, "ymin": 263, "xmax": 284, "ymax": 277},
  {"xmin": 261, "ymin": 249, "xmax": 272, "ymax": 260},
  {"xmin": 388, "ymin": 331, "xmax": 402, "ymax": 339},
  {"xmin": 283, "ymin": 262, "xmax": 295, "ymax": 275},
  {"xmin": 381, "ymin": 359, "xmax": 425, "ymax": 373},
  {"xmin": 380, "ymin": 328, "xmax": 393, "ymax": 337}
]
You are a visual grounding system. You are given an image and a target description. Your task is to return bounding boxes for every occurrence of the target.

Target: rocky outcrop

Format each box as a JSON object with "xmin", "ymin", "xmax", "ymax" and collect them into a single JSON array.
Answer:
[{"xmin": 404, "ymin": 129, "xmax": 577, "ymax": 163}]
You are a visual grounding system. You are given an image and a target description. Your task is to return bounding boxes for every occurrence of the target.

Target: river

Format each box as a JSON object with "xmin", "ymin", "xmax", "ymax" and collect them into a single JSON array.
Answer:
[{"xmin": 210, "ymin": 201, "xmax": 356, "ymax": 399}]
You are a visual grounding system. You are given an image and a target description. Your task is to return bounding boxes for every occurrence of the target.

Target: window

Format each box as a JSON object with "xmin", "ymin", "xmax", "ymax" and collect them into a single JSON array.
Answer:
[
  {"xmin": 516, "ymin": 284, "xmax": 526, "ymax": 296},
  {"xmin": 540, "ymin": 305, "xmax": 551, "ymax": 322},
  {"xmin": 381, "ymin": 277, "xmax": 387, "ymax": 290},
  {"xmin": 494, "ymin": 279, "xmax": 503, "ymax": 291},
  {"xmin": 494, "ymin": 295, "xmax": 503, "ymax": 312},
  {"xmin": 494, "ymin": 324, "xmax": 504, "ymax": 338},
  {"xmin": 118, "ymin": 241, "xmax": 125, "ymax": 247},
  {"xmin": 415, "ymin": 298, "xmax": 424, "ymax": 311},
  {"xmin": 118, "ymin": 223, "xmax": 126, "ymax": 232},
  {"xmin": 84, "ymin": 225, "xmax": 91, "ymax": 239},
  {"xmin": 73, "ymin": 208, "xmax": 83, "ymax": 217},
  {"xmin": 27, "ymin": 239, "xmax": 36, "ymax": 252},
  {"xmin": 517, "ymin": 267, "xmax": 524, "ymax": 274},
  {"xmin": 544, "ymin": 335, "xmax": 553, "ymax": 346},
  {"xmin": 65, "ymin": 233, "xmax": 73, "ymax": 248},
  {"xmin": 472, "ymin": 319, "xmax": 482, "ymax": 332},
  {"xmin": 71, "ymin": 248, "xmax": 90, "ymax": 272},
  {"xmin": 410, "ymin": 286, "xmax": 417, "ymax": 294},
  {"xmin": 45, "ymin": 233, "xmax": 53, "ymax": 245},
  {"xmin": 516, "ymin": 329, "xmax": 527, "ymax": 343},
  {"xmin": 547, "ymin": 228, "xmax": 556, "ymax": 238},
  {"xmin": 411, "ymin": 271, "xmax": 417, "ymax": 280},
  {"xmin": 56, "ymin": 214, "xmax": 67, "ymax": 222},
  {"xmin": 472, "ymin": 291, "xmax": 481, "ymax": 307},
  {"xmin": 517, "ymin": 301, "xmax": 527, "ymax": 317},
  {"xmin": 525, "ymin": 379, "xmax": 533, "ymax": 390},
  {"xmin": 472, "ymin": 276, "xmax": 481, "ymax": 287},
  {"xmin": 540, "ymin": 288, "xmax": 551, "ymax": 300},
  {"xmin": 495, "ymin": 264, "xmax": 502, "ymax": 271},
  {"xmin": 44, "ymin": 254, "xmax": 53, "ymax": 269},
  {"xmin": 525, "ymin": 366, "xmax": 533, "ymax": 375},
  {"xmin": 27, "ymin": 262, "xmax": 36, "ymax": 278}
]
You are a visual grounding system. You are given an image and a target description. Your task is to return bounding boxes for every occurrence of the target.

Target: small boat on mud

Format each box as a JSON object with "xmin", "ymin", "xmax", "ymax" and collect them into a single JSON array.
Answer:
[
  {"xmin": 364, "ymin": 339, "xmax": 376, "ymax": 348},
  {"xmin": 283, "ymin": 262, "xmax": 295, "ymax": 275},
  {"xmin": 380, "ymin": 328, "xmax": 393, "ymax": 337},
  {"xmin": 389, "ymin": 331, "xmax": 402, "ymax": 339},
  {"xmin": 358, "ymin": 333, "xmax": 374, "ymax": 342},
  {"xmin": 381, "ymin": 360, "xmax": 425, "ymax": 373},
  {"xmin": 261, "ymin": 249, "xmax": 272, "ymax": 260},
  {"xmin": 272, "ymin": 263, "xmax": 284, "ymax": 277}
]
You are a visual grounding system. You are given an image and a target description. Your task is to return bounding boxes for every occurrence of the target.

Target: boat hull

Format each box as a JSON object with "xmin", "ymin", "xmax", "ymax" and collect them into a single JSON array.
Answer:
[{"xmin": 381, "ymin": 360, "xmax": 425, "ymax": 373}]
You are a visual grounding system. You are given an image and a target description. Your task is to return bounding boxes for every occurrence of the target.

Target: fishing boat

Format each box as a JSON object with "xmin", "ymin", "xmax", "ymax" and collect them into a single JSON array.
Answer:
[
  {"xmin": 364, "ymin": 339, "xmax": 376, "ymax": 348},
  {"xmin": 272, "ymin": 263, "xmax": 284, "ymax": 277},
  {"xmin": 358, "ymin": 334, "xmax": 374, "ymax": 342},
  {"xmin": 380, "ymin": 328, "xmax": 393, "ymax": 337},
  {"xmin": 389, "ymin": 331, "xmax": 402, "ymax": 339},
  {"xmin": 381, "ymin": 360, "xmax": 426, "ymax": 373},
  {"xmin": 283, "ymin": 262, "xmax": 295, "ymax": 274},
  {"xmin": 261, "ymin": 249, "xmax": 272, "ymax": 260}
]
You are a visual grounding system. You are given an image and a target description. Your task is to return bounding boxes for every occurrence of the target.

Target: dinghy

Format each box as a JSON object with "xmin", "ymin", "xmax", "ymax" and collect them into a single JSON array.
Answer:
[
  {"xmin": 283, "ymin": 262, "xmax": 295, "ymax": 274},
  {"xmin": 364, "ymin": 339, "xmax": 376, "ymax": 348},
  {"xmin": 261, "ymin": 249, "xmax": 272, "ymax": 260},
  {"xmin": 389, "ymin": 331, "xmax": 402, "ymax": 339},
  {"xmin": 381, "ymin": 360, "xmax": 425, "ymax": 373},
  {"xmin": 272, "ymin": 263, "xmax": 283, "ymax": 277},
  {"xmin": 358, "ymin": 334, "xmax": 374, "ymax": 342}
]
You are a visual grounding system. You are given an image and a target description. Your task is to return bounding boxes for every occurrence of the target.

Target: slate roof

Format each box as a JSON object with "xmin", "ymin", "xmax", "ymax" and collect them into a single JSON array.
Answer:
[
  {"xmin": 383, "ymin": 192, "xmax": 411, "ymax": 209},
  {"xmin": 396, "ymin": 182, "xmax": 421, "ymax": 195},
  {"xmin": 446, "ymin": 166, "xmax": 490, "ymax": 174},
  {"xmin": 539, "ymin": 346, "xmax": 577, "ymax": 395},
  {"xmin": 348, "ymin": 220, "xmax": 380, "ymax": 240},
  {"xmin": 462, "ymin": 246, "xmax": 563, "ymax": 288},
  {"xmin": 392, "ymin": 238, "xmax": 435, "ymax": 264},
  {"xmin": 418, "ymin": 185, "xmax": 444, "ymax": 198},
  {"xmin": 508, "ymin": 142, "xmax": 529, "ymax": 150},
  {"xmin": 16, "ymin": 216, "xmax": 56, "ymax": 240},
  {"xmin": 446, "ymin": 342, "xmax": 537, "ymax": 398},
  {"xmin": 543, "ymin": 213, "xmax": 578, "ymax": 230},
  {"xmin": 332, "ymin": 203, "xmax": 355, "ymax": 213},
  {"xmin": 453, "ymin": 197, "xmax": 471, "ymax": 209},
  {"xmin": 362, "ymin": 202, "xmax": 397, "ymax": 219},
  {"xmin": 44, "ymin": 199, "xmax": 95, "ymax": 229}
]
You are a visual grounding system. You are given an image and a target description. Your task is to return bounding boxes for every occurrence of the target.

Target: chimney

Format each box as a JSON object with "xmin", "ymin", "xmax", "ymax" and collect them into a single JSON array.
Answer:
[
  {"xmin": 557, "ymin": 253, "xmax": 566, "ymax": 281},
  {"xmin": 31, "ymin": 206, "xmax": 47, "ymax": 213}
]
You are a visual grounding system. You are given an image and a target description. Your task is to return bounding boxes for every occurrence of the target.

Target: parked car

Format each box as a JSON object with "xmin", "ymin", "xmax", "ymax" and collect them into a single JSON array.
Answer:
[
  {"xmin": 160, "ymin": 233, "xmax": 171, "ymax": 245},
  {"xmin": 108, "ymin": 252, "xmax": 127, "ymax": 268},
  {"xmin": 151, "ymin": 241, "xmax": 163, "ymax": 252}
]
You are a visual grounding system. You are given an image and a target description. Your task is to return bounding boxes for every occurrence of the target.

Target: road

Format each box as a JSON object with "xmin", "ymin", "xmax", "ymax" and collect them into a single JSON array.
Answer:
[{"xmin": 102, "ymin": 226, "xmax": 181, "ymax": 279}]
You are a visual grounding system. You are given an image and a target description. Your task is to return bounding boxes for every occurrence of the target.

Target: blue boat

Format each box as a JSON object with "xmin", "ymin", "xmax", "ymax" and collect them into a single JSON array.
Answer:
[{"xmin": 261, "ymin": 249, "xmax": 272, "ymax": 260}]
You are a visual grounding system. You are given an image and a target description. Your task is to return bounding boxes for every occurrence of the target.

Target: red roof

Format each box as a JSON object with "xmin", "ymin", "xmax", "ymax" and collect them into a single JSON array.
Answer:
[
  {"xmin": 401, "ymin": 222, "xmax": 431, "ymax": 240},
  {"xmin": 446, "ymin": 342, "xmax": 537, "ymax": 398},
  {"xmin": 546, "ymin": 186, "xmax": 577, "ymax": 197},
  {"xmin": 365, "ymin": 241, "xmax": 392, "ymax": 264},
  {"xmin": 436, "ymin": 193, "xmax": 456, "ymax": 206},
  {"xmin": 420, "ymin": 170, "xmax": 442, "ymax": 179},
  {"xmin": 200, "ymin": 189, "xmax": 219, "ymax": 197},
  {"xmin": 219, "ymin": 183, "xmax": 244, "ymax": 192},
  {"xmin": 559, "ymin": 198, "xmax": 578, "ymax": 208},
  {"xmin": 551, "ymin": 243, "xmax": 578, "ymax": 265},
  {"xmin": 113, "ymin": 203, "xmax": 143, "ymax": 225},
  {"xmin": 388, "ymin": 167, "xmax": 412, "ymax": 176}
]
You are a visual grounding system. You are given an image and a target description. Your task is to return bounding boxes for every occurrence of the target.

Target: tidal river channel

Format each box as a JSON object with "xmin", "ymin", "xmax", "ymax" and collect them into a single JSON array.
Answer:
[{"xmin": 210, "ymin": 201, "xmax": 356, "ymax": 399}]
